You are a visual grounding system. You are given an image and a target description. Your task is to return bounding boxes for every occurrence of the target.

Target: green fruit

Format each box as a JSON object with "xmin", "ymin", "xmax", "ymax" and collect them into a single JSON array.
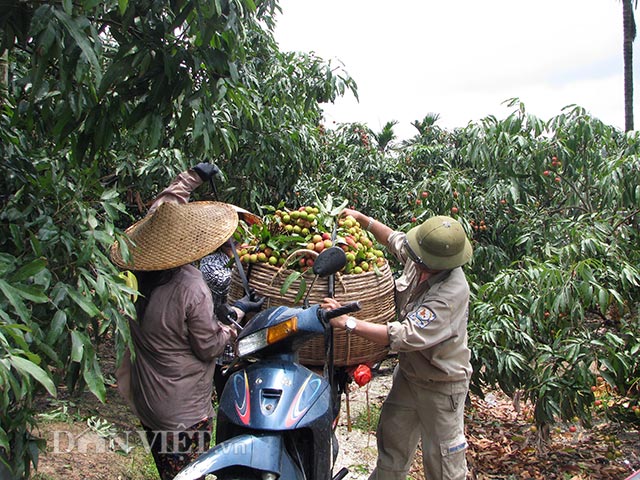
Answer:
[{"xmin": 268, "ymin": 256, "xmax": 278, "ymax": 265}]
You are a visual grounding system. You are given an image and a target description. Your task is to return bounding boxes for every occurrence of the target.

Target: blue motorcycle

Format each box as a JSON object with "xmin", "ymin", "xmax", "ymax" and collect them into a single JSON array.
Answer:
[{"xmin": 175, "ymin": 247, "xmax": 361, "ymax": 480}]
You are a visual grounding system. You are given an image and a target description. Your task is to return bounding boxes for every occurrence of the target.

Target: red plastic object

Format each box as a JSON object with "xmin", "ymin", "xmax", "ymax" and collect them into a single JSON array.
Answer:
[{"xmin": 350, "ymin": 364, "xmax": 372, "ymax": 387}]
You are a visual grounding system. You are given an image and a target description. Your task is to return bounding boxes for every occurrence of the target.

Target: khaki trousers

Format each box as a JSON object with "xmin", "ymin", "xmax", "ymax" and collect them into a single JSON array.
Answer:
[{"xmin": 368, "ymin": 366, "xmax": 469, "ymax": 480}]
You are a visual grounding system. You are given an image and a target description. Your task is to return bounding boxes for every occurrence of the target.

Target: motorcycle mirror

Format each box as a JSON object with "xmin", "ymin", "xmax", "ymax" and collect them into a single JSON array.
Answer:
[{"xmin": 312, "ymin": 246, "xmax": 347, "ymax": 277}]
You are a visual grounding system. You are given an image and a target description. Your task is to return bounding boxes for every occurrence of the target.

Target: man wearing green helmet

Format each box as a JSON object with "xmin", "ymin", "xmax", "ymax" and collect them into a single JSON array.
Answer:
[{"xmin": 323, "ymin": 209, "xmax": 473, "ymax": 480}]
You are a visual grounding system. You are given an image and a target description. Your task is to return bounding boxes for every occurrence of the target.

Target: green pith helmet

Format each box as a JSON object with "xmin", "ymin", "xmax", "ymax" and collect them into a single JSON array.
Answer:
[{"xmin": 406, "ymin": 215, "xmax": 473, "ymax": 270}]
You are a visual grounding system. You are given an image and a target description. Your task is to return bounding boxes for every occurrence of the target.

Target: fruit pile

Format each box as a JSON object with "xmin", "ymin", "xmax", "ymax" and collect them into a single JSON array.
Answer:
[{"xmin": 235, "ymin": 205, "xmax": 386, "ymax": 274}]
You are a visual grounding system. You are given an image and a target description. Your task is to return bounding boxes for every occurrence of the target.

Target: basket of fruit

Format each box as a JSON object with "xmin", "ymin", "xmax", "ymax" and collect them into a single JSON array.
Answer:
[{"xmin": 228, "ymin": 201, "xmax": 395, "ymax": 367}]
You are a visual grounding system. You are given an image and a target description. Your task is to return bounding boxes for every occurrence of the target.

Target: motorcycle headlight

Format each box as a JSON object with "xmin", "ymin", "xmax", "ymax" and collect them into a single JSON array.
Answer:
[{"xmin": 237, "ymin": 317, "xmax": 298, "ymax": 357}]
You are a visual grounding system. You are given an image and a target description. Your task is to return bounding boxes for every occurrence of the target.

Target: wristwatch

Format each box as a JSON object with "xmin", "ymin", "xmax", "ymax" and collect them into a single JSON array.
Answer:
[{"xmin": 345, "ymin": 317, "xmax": 357, "ymax": 334}]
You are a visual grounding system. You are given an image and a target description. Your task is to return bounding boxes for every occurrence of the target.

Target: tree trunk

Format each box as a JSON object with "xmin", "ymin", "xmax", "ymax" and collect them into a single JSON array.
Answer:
[{"xmin": 623, "ymin": 0, "xmax": 635, "ymax": 131}]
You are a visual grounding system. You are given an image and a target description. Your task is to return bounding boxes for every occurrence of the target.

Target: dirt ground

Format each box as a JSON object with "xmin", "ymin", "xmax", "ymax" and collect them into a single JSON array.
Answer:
[{"xmin": 31, "ymin": 354, "xmax": 640, "ymax": 480}]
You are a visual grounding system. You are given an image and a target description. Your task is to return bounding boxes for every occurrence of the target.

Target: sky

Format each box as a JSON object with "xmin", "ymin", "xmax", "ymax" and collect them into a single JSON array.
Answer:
[{"xmin": 274, "ymin": 0, "xmax": 639, "ymax": 141}]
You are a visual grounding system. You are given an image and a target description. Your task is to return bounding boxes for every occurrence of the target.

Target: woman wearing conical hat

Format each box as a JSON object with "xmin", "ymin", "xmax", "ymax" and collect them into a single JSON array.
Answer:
[{"xmin": 111, "ymin": 163, "xmax": 263, "ymax": 480}]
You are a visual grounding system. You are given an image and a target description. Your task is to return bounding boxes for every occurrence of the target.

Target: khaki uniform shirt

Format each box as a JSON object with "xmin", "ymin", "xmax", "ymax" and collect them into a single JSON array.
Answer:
[{"xmin": 386, "ymin": 231, "xmax": 472, "ymax": 387}]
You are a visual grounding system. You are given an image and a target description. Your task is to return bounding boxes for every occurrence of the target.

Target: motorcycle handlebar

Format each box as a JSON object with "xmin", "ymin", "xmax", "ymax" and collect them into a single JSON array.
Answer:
[{"xmin": 323, "ymin": 301, "xmax": 362, "ymax": 321}]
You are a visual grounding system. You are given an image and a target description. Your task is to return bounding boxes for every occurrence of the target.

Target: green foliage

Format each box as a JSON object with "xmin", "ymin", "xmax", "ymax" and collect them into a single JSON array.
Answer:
[
  {"xmin": 217, "ymin": 47, "xmax": 356, "ymax": 212},
  {"xmin": 455, "ymin": 103, "xmax": 640, "ymax": 430},
  {"xmin": 351, "ymin": 402, "xmax": 382, "ymax": 433},
  {"xmin": 0, "ymin": 137, "xmax": 137, "ymax": 476},
  {"xmin": 445, "ymin": 105, "xmax": 638, "ymax": 432},
  {"xmin": 296, "ymin": 123, "xmax": 410, "ymax": 231}
]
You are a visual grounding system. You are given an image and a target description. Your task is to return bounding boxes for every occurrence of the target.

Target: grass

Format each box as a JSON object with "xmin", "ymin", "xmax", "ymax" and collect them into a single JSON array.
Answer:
[
  {"xmin": 351, "ymin": 402, "xmax": 381, "ymax": 433},
  {"xmin": 349, "ymin": 463, "xmax": 370, "ymax": 475},
  {"xmin": 124, "ymin": 445, "xmax": 158, "ymax": 480}
]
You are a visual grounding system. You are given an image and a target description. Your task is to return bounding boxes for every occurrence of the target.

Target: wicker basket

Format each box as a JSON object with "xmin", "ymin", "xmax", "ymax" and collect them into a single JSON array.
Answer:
[{"xmin": 229, "ymin": 262, "xmax": 395, "ymax": 367}]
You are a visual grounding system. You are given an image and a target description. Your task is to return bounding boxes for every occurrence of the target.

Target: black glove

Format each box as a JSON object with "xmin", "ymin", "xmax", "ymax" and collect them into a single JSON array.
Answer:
[
  {"xmin": 193, "ymin": 162, "xmax": 220, "ymax": 182},
  {"xmin": 215, "ymin": 303, "xmax": 238, "ymax": 326},
  {"xmin": 233, "ymin": 289, "xmax": 265, "ymax": 314}
]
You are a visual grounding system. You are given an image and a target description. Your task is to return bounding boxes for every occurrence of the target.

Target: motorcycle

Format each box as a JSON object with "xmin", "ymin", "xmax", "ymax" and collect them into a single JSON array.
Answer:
[{"xmin": 175, "ymin": 246, "xmax": 363, "ymax": 480}]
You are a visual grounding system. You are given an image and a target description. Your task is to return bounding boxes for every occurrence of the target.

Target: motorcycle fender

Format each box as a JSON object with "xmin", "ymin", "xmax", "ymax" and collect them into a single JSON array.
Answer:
[{"xmin": 174, "ymin": 433, "xmax": 299, "ymax": 480}]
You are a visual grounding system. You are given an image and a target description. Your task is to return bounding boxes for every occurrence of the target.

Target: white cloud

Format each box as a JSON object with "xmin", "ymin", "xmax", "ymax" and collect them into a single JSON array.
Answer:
[{"xmin": 275, "ymin": 0, "xmax": 637, "ymax": 139}]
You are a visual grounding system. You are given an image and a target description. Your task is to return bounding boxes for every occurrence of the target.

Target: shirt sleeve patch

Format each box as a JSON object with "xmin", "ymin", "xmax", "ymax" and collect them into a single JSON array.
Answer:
[{"xmin": 408, "ymin": 307, "xmax": 437, "ymax": 329}]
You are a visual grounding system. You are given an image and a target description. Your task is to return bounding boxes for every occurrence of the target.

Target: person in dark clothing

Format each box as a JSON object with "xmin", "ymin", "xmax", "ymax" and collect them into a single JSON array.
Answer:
[{"xmin": 199, "ymin": 244, "xmax": 236, "ymax": 399}]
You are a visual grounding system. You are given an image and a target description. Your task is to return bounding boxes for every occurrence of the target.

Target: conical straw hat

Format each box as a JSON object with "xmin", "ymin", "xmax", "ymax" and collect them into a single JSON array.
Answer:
[{"xmin": 110, "ymin": 201, "xmax": 239, "ymax": 271}]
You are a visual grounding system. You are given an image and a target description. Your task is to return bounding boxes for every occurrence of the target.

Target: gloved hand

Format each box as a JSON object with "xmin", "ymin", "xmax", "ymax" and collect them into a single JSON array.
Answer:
[
  {"xmin": 233, "ymin": 289, "xmax": 265, "ymax": 314},
  {"xmin": 193, "ymin": 162, "xmax": 220, "ymax": 182},
  {"xmin": 215, "ymin": 303, "xmax": 238, "ymax": 326}
]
